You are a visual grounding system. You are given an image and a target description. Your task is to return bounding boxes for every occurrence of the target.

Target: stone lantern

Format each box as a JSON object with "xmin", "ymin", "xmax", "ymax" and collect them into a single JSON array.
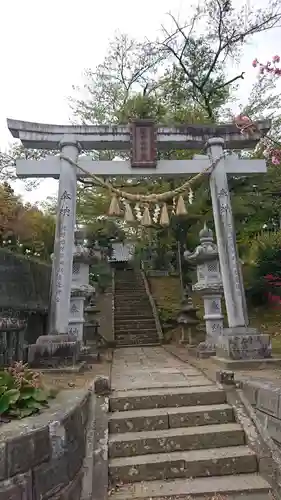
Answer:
[
  {"xmin": 185, "ymin": 224, "xmax": 224, "ymax": 357},
  {"xmin": 68, "ymin": 228, "xmax": 96, "ymax": 344},
  {"xmin": 176, "ymin": 286, "xmax": 200, "ymax": 345}
]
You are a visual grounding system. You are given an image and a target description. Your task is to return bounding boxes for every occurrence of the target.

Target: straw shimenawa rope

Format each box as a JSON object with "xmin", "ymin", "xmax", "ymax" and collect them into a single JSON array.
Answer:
[{"xmin": 60, "ymin": 153, "xmax": 226, "ymax": 203}]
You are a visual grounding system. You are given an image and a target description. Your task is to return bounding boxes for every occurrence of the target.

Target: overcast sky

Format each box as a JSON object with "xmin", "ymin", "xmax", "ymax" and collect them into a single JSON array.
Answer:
[{"xmin": 1, "ymin": 0, "xmax": 281, "ymax": 204}]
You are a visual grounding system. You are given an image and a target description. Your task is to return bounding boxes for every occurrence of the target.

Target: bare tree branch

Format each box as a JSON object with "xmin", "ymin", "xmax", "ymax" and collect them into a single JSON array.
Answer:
[
  {"xmin": 213, "ymin": 72, "xmax": 245, "ymax": 92},
  {"xmin": 155, "ymin": 0, "xmax": 281, "ymax": 120},
  {"xmin": 201, "ymin": 0, "xmax": 224, "ymax": 87}
]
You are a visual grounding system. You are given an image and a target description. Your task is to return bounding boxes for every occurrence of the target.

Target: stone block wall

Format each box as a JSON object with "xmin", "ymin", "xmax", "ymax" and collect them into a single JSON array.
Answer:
[
  {"xmin": 241, "ymin": 378, "xmax": 281, "ymax": 448},
  {"xmin": 0, "ymin": 249, "xmax": 51, "ymax": 311},
  {"xmin": 0, "ymin": 250, "xmax": 51, "ymax": 346},
  {"xmin": 0, "ymin": 389, "xmax": 90, "ymax": 499}
]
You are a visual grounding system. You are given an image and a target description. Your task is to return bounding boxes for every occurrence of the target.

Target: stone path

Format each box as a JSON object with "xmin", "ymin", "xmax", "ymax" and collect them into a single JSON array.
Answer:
[
  {"xmin": 108, "ymin": 346, "xmax": 272, "ymax": 499},
  {"xmin": 111, "ymin": 346, "xmax": 211, "ymax": 391}
]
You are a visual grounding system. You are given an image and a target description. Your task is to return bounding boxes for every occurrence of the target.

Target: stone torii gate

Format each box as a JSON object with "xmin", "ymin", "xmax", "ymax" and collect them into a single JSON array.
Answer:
[{"xmin": 7, "ymin": 118, "xmax": 272, "ymax": 365}]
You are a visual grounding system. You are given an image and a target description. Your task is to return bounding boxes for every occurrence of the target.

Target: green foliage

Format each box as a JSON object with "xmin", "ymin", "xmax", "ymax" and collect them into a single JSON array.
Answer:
[
  {"xmin": 86, "ymin": 219, "xmax": 125, "ymax": 246},
  {"xmin": 243, "ymin": 231, "xmax": 281, "ymax": 265},
  {"xmin": 158, "ymin": 307, "xmax": 178, "ymax": 325},
  {"xmin": 0, "ymin": 362, "xmax": 56, "ymax": 419},
  {"xmin": 89, "ymin": 262, "xmax": 112, "ymax": 292},
  {"xmin": 245, "ymin": 231, "xmax": 281, "ymax": 306},
  {"xmin": 0, "ymin": 182, "xmax": 55, "ymax": 261}
]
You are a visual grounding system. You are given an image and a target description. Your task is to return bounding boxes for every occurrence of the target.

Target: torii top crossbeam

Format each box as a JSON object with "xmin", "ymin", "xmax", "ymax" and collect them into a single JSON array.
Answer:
[{"xmin": 7, "ymin": 118, "xmax": 271, "ymax": 150}]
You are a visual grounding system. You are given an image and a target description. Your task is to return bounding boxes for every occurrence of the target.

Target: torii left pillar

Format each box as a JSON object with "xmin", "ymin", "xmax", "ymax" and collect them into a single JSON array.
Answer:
[
  {"xmin": 49, "ymin": 137, "xmax": 81, "ymax": 335},
  {"xmin": 28, "ymin": 137, "xmax": 81, "ymax": 368}
]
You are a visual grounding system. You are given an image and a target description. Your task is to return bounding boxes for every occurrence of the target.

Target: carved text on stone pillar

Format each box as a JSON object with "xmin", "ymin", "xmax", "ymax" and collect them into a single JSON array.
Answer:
[
  {"xmin": 55, "ymin": 222, "xmax": 67, "ymax": 303},
  {"xmin": 216, "ymin": 188, "xmax": 241, "ymax": 296}
]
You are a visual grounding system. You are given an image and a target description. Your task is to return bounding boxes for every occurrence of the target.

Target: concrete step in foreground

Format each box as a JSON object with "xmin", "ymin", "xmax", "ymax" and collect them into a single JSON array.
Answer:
[
  {"xmin": 109, "ymin": 445, "xmax": 257, "ymax": 483},
  {"xmin": 109, "ymin": 386, "xmax": 225, "ymax": 412},
  {"xmin": 109, "ymin": 473, "xmax": 272, "ymax": 499},
  {"xmin": 108, "ymin": 354, "xmax": 273, "ymax": 497},
  {"xmin": 108, "ymin": 403, "xmax": 234, "ymax": 433},
  {"xmin": 109, "ymin": 422, "xmax": 245, "ymax": 458}
]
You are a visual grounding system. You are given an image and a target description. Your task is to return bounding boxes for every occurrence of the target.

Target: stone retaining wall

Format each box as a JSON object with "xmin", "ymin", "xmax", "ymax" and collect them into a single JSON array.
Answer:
[
  {"xmin": 241, "ymin": 378, "xmax": 281, "ymax": 449},
  {"xmin": 0, "ymin": 389, "xmax": 90, "ymax": 499},
  {"xmin": 0, "ymin": 249, "xmax": 51, "ymax": 346}
]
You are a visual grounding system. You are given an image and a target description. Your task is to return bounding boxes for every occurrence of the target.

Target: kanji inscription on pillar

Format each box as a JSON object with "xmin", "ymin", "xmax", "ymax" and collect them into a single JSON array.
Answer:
[{"xmin": 130, "ymin": 119, "xmax": 157, "ymax": 168}]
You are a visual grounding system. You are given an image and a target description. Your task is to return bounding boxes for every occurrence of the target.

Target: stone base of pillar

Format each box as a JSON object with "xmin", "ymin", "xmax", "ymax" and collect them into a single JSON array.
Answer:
[
  {"xmin": 213, "ymin": 356, "xmax": 281, "ymax": 370},
  {"xmin": 213, "ymin": 327, "xmax": 273, "ymax": 368},
  {"xmin": 196, "ymin": 341, "xmax": 216, "ymax": 358},
  {"xmin": 28, "ymin": 334, "xmax": 80, "ymax": 368}
]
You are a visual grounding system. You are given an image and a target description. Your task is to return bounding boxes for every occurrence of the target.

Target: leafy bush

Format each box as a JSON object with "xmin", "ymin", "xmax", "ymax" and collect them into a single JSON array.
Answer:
[
  {"xmin": 90, "ymin": 262, "xmax": 112, "ymax": 292},
  {"xmin": 0, "ymin": 362, "xmax": 56, "ymax": 419},
  {"xmin": 245, "ymin": 232, "xmax": 281, "ymax": 306},
  {"xmin": 242, "ymin": 230, "xmax": 281, "ymax": 266},
  {"xmin": 158, "ymin": 307, "xmax": 177, "ymax": 325}
]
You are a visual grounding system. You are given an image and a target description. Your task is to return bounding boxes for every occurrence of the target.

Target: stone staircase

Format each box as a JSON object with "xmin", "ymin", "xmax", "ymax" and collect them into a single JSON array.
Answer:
[
  {"xmin": 108, "ymin": 384, "xmax": 273, "ymax": 499},
  {"xmin": 114, "ymin": 269, "xmax": 160, "ymax": 346}
]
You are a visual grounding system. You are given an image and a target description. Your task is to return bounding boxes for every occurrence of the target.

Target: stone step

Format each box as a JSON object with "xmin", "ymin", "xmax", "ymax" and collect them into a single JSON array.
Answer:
[
  {"xmin": 115, "ymin": 290, "xmax": 144, "ymax": 293},
  {"xmin": 115, "ymin": 283, "xmax": 143, "ymax": 287},
  {"xmin": 115, "ymin": 316, "xmax": 154, "ymax": 323},
  {"xmin": 115, "ymin": 285, "xmax": 145, "ymax": 289},
  {"xmin": 115, "ymin": 294, "xmax": 147, "ymax": 298},
  {"xmin": 115, "ymin": 293, "xmax": 146, "ymax": 297},
  {"xmin": 115, "ymin": 336, "xmax": 159, "ymax": 343},
  {"xmin": 115, "ymin": 315, "xmax": 153, "ymax": 321},
  {"xmin": 115, "ymin": 292, "xmax": 147, "ymax": 297},
  {"xmin": 115, "ymin": 321, "xmax": 156, "ymax": 330},
  {"xmin": 115, "ymin": 309, "xmax": 153, "ymax": 315},
  {"xmin": 108, "ymin": 403, "xmax": 234, "ymax": 433},
  {"xmin": 115, "ymin": 303, "xmax": 150, "ymax": 309},
  {"xmin": 115, "ymin": 330, "xmax": 157, "ymax": 338},
  {"xmin": 109, "ymin": 386, "xmax": 225, "ymax": 412},
  {"xmin": 109, "ymin": 473, "xmax": 272, "ymax": 499},
  {"xmin": 115, "ymin": 284, "xmax": 144, "ymax": 288},
  {"xmin": 109, "ymin": 445, "xmax": 257, "ymax": 483},
  {"xmin": 114, "ymin": 287, "xmax": 145, "ymax": 291},
  {"xmin": 115, "ymin": 343, "xmax": 161, "ymax": 348},
  {"xmin": 115, "ymin": 330, "xmax": 158, "ymax": 337},
  {"xmin": 114, "ymin": 331, "xmax": 158, "ymax": 337},
  {"xmin": 114, "ymin": 304, "xmax": 151, "ymax": 309},
  {"xmin": 109, "ymin": 422, "xmax": 244, "ymax": 458},
  {"xmin": 115, "ymin": 317, "xmax": 154, "ymax": 323},
  {"xmin": 115, "ymin": 338, "xmax": 159, "ymax": 347},
  {"xmin": 115, "ymin": 298, "xmax": 149, "ymax": 304},
  {"xmin": 115, "ymin": 274, "xmax": 139, "ymax": 278}
]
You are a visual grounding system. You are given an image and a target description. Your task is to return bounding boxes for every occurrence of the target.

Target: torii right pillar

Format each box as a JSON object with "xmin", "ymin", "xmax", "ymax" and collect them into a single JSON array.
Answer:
[{"xmin": 207, "ymin": 138, "xmax": 272, "ymax": 368}]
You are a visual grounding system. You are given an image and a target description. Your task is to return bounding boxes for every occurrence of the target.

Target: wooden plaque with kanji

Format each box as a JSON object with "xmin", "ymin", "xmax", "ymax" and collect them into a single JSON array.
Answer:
[{"xmin": 130, "ymin": 119, "xmax": 157, "ymax": 168}]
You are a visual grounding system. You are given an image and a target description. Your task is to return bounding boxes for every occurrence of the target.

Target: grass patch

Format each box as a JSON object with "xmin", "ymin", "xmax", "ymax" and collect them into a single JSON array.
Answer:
[{"xmin": 149, "ymin": 276, "xmax": 182, "ymax": 321}]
